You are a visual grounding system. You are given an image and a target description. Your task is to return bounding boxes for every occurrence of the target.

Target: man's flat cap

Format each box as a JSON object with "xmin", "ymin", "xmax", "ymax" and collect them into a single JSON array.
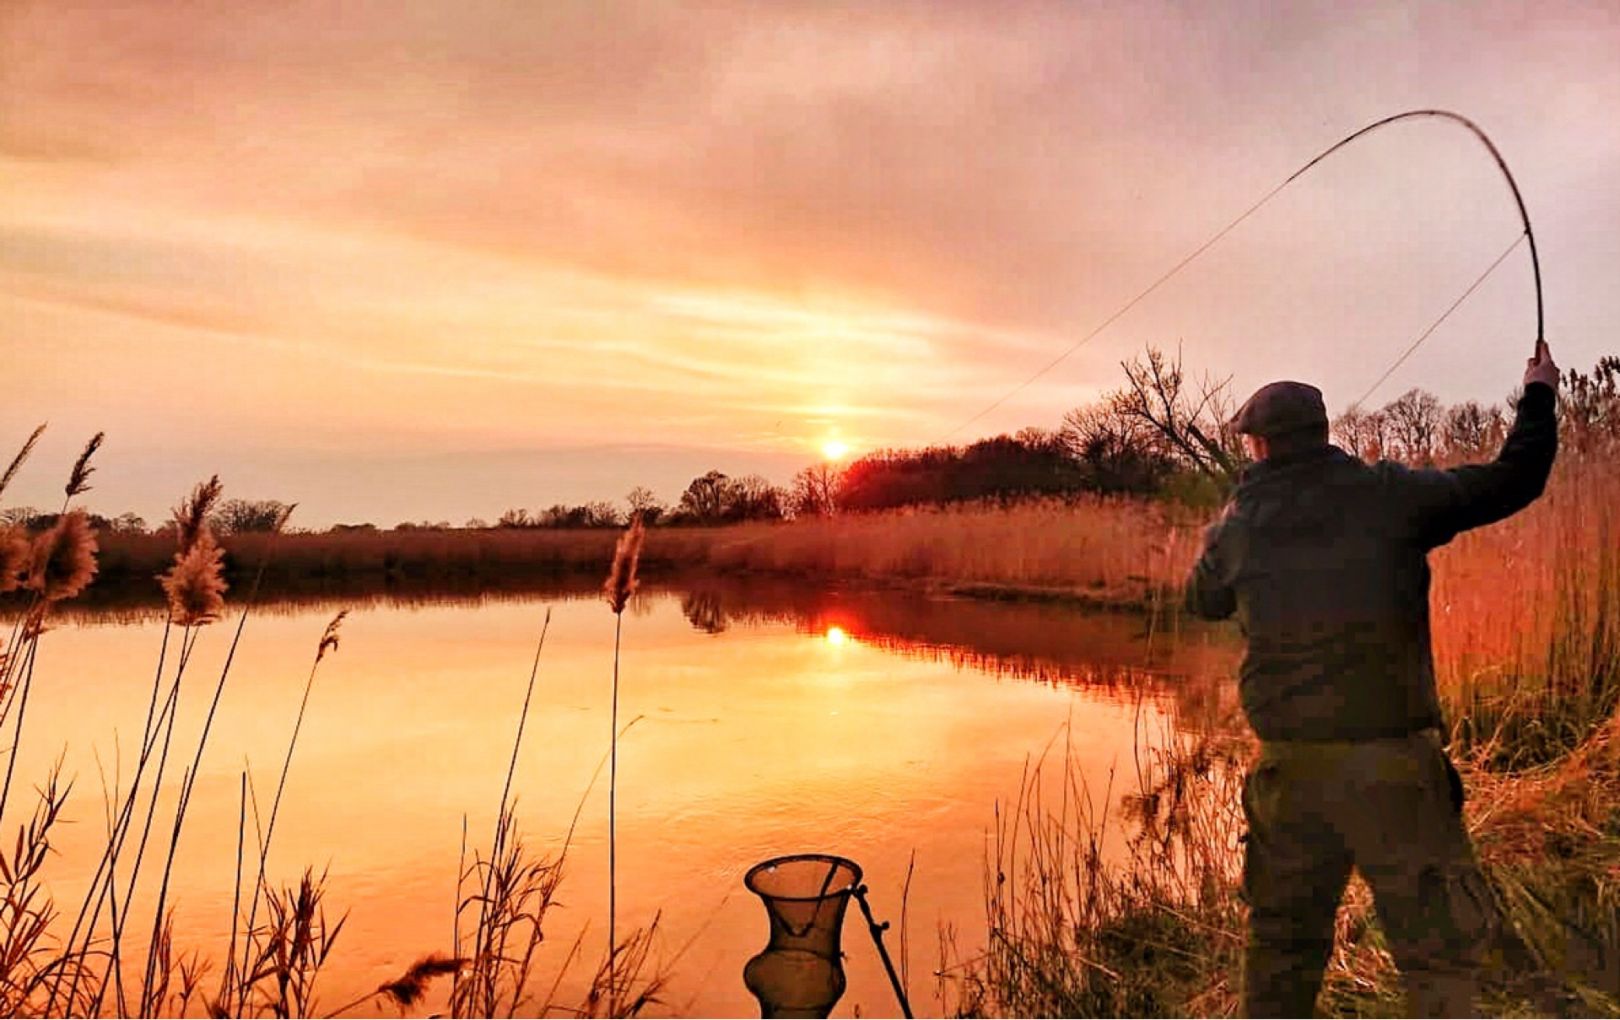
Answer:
[{"xmin": 1231, "ymin": 380, "xmax": 1328, "ymax": 437}]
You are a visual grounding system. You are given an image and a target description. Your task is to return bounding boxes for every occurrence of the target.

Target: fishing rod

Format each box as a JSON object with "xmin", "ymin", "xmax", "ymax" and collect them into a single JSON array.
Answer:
[{"xmin": 940, "ymin": 108, "xmax": 1545, "ymax": 442}]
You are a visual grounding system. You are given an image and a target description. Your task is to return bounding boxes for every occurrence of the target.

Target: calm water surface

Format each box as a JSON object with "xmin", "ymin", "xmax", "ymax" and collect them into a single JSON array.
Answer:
[{"xmin": 14, "ymin": 578, "xmax": 1236, "ymax": 1017}]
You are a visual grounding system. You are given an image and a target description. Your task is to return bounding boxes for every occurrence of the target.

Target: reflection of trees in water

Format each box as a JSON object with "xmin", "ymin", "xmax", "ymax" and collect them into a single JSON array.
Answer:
[
  {"xmin": 664, "ymin": 576, "xmax": 1243, "ymax": 706},
  {"xmin": 680, "ymin": 589, "xmax": 728, "ymax": 634},
  {"xmin": 13, "ymin": 571, "xmax": 1243, "ymax": 729}
]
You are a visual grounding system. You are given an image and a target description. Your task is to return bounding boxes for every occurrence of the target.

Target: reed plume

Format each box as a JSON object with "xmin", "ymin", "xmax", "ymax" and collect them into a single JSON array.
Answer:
[
  {"xmin": 173, "ymin": 475, "xmax": 224, "ymax": 555},
  {"xmin": 604, "ymin": 514, "xmax": 645, "ymax": 615},
  {"xmin": 26, "ymin": 510, "xmax": 98, "ymax": 603},
  {"xmin": 339, "ymin": 953, "xmax": 465, "ymax": 1013},
  {"xmin": 159, "ymin": 529, "xmax": 228, "ymax": 627},
  {"xmin": 64, "ymin": 431, "xmax": 104, "ymax": 501},
  {"xmin": 0, "ymin": 423, "xmax": 45, "ymax": 503},
  {"xmin": 316, "ymin": 609, "xmax": 347, "ymax": 663}
]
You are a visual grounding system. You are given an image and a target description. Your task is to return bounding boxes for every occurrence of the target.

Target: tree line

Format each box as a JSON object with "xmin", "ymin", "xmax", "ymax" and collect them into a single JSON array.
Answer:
[{"xmin": 7, "ymin": 351, "xmax": 1613, "ymax": 535}]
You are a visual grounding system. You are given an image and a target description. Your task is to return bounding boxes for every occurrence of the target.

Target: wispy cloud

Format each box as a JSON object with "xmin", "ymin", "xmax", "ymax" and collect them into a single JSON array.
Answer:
[{"xmin": 3, "ymin": 0, "xmax": 1618, "ymax": 521}]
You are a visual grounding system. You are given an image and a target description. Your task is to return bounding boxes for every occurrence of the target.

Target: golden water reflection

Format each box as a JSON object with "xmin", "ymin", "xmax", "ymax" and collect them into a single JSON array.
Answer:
[{"xmin": 8, "ymin": 578, "xmax": 1239, "ymax": 1017}]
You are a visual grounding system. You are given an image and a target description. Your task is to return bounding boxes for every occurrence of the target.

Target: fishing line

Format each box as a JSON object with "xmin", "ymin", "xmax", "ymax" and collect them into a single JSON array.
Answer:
[
  {"xmin": 1348, "ymin": 232, "xmax": 1525, "ymax": 411},
  {"xmin": 937, "ymin": 109, "xmax": 1543, "ymax": 442}
]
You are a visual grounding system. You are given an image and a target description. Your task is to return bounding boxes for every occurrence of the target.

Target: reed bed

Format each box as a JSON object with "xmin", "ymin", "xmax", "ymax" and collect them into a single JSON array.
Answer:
[
  {"xmin": 939, "ymin": 712, "xmax": 1620, "ymax": 1017},
  {"xmin": 689, "ymin": 498, "xmax": 1195, "ymax": 603},
  {"xmin": 0, "ymin": 432, "xmax": 669, "ymax": 1019},
  {"xmin": 1434, "ymin": 447, "xmax": 1620, "ymax": 766},
  {"xmin": 939, "ymin": 440, "xmax": 1620, "ymax": 1016},
  {"xmin": 6, "ymin": 412, "xmax": 1617, "ymax": 1018},
  {"xmin": 88, "ymin": 496, "xmax": 1198, "ymax": 611},
  {"xmin": 937, "ymin": 720, "xmax": 1250, "ymax": 1018}
]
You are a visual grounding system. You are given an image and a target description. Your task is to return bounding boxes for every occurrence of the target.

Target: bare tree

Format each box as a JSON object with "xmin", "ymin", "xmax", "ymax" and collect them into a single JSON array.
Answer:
[
  {"xmin": 1382, "ymin": 388, "xmax": 1444, "ymax": 464},
  {"xmin": 788, "ymin": 464, "xmax": 841, "ymax": 518},
  {"xmin": 1441, "ymin": 401, "xmax": 1504, "ymax": 458},
  {"xmin": 1112, "ymin": 345, "xmax": 1244, "ymax": 483},
  {"xmin": 732, "ymin": 475, "xmax": 786, "ymax": 521},
  {"xmin": 1058, "ymin": 402, "xmax": 1171, "ymax": 493},
  {"xmin": 625, "ymin": 486, "xmax": 666, "ymax": 524},
  {"xmin": 497, "ymin": 508, "xmax": 535, "ymax": 528},
  {"xmin": 581, "ymin": 500, "xmax": 623, "ymax": 528},
  {"xmin": 1332, "ymin": 407, "xmax": 1392, "ymax": 461}
]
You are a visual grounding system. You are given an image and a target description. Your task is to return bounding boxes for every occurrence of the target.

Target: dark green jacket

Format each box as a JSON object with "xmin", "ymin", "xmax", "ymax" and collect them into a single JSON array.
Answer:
[{"xmin": 1185, "ymin": 382, "xmax": 1558, "ymax": 742}]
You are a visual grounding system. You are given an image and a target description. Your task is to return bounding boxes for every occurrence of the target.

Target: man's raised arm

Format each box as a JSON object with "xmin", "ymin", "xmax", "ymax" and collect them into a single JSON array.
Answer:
[{"xmin": 1390, "ymin": 339, "xmax": 1561, "ymax": 550}]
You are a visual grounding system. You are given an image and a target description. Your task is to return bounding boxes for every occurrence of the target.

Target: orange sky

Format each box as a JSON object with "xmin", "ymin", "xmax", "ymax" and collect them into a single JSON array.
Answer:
[{"xmin": 3, "ymin": 1, "xmax": 1618, "ymax": 525}]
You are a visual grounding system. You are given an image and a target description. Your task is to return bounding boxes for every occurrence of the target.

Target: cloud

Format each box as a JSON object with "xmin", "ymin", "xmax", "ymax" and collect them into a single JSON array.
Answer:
[{"xmin": 4, "ymin": 0, "xmax": 1619, "ymax": 520}]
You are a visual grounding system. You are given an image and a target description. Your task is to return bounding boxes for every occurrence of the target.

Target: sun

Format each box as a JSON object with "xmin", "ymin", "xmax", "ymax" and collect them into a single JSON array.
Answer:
[{"xmin": 820, "ymin": 439, "xmax": 849, "ymax": 461}]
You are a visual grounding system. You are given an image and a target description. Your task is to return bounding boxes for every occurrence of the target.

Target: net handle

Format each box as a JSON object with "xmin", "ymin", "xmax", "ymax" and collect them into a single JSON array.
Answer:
[{"xmin": 853, "ymin": 884, "xmax": 914, "ymax": 1020}]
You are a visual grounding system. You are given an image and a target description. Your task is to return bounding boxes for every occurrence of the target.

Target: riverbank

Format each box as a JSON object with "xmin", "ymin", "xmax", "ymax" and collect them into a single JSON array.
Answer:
[
  {"xmin": 82, "ymin": 496, "xmax": 1196, "ymax": 612},
  {"xmin": 937, "ymin": 446, "xmax": 1620, "ymax": 1016}
]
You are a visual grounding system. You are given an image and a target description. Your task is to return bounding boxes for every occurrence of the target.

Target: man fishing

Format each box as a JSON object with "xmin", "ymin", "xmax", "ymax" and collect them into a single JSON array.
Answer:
[{"xmin": 1185, "ymin": 339, "xmax": 1561, "ymax": 1017}]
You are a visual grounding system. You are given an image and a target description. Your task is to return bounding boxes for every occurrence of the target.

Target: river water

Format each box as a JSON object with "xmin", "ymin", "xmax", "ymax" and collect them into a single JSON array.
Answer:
[{"xmin": 7, "ymin": 577, "xmax": 1237, "ymax": 1017}]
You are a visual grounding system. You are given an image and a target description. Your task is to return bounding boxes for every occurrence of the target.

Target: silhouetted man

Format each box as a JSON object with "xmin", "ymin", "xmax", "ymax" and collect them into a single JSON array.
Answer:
[{"xmin": 1185, "ymin": 341, "xmax": 1561, "ymax": 1017}]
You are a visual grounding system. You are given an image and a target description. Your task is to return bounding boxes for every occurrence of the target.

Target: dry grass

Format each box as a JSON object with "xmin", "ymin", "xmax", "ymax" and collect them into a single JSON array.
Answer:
[
  {"xmin": 84, "ymin": 495, "xmax": 1197, "ymax": 607},
  {"xmin": 0, "ymin": 435, "xmax": 670, "ymax": 1019},
  {"xmin": 942, "ymin": 445, "xmax": 1620, "ymax": 1017},
  {"xmin": 5, "ymin": 418, "xmax": 1617, "ymax": 1018},
  {"xmin": 938, "ymin": 720, "xmax": 1249, "ymax": 1018},
  {"xmin": 1434, "ymin": 448, "xmax": 1620, "ymax": 766},
  {"xmin": 686, "ymin": 497, "xmax": 1195, "ymax": 602},
  {"xmin": 941, "ymin": 716, "xmax": 1620, "ymax": 1018}
]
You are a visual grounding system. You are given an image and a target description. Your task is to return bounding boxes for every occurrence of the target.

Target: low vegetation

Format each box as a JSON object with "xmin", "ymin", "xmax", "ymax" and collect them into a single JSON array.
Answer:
[
  {"xmin": 0, "ymin": 443, "xmax": 667, "ymax": 1018},
  {"xmin": 2, "ymin": 350, "xmax": 1616, "ymax": 1017},
  {"xmin": 934, "ymin": 358, "xmax": 1620, "ymax": 1016}
]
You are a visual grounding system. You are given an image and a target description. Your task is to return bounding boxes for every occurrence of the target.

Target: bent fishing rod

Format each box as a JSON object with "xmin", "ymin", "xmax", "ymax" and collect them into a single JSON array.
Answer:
[{"xmin": 942, "ymin": 108, "xmax": 1546, "ymax": 442}]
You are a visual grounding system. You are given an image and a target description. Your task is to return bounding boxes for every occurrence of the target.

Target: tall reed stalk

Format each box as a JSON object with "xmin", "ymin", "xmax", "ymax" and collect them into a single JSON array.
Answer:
[
  {"xmin": 137, "ymin": 502, "xmax": 291, "ymax": 1013},
  {"xmin": 227, "ymin": 608, "xmax": 348, "ymax": 1015},
  {"xmin": 602, "ymin": 515, "xmax": 644, "ymax": 1003}
]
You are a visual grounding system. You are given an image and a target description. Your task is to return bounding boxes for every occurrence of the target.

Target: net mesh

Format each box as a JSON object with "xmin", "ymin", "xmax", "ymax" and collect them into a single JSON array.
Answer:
[{"xmin": 742, "ymin": 854, "xmax": 862, "ymax": 1018}]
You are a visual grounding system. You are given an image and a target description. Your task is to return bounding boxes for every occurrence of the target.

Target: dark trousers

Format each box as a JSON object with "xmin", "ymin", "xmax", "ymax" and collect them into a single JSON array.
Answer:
[{"xmin": 1242, "ymin": 731, "xmax": 1499, "ymax": 1018}]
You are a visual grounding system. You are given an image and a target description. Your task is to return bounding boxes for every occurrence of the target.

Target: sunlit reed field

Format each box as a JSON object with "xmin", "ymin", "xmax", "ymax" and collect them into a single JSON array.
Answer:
[
  {"xmin": 1432, "ymin": 445, "xmax": 1620, "ymax": 765},
  {"xmin": 936, "ymin": 445, "xmax": 1620, "ymax": 1017},
  {"xmin": 90, "ymin": 497, "xmax": 1194, "ymax": 610},
  {"xmin": 4, "ymin": 435, "xmax": 1619, "ymax": 1017}
]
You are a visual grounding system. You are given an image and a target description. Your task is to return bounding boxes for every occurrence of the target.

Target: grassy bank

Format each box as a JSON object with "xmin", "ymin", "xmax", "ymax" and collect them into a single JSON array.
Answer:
[
  {"xmin": 937, "ymin": 447, "xmax": 1620, "ymax": 1016},
  {"xmin": 88, "ymin": 496, "xmax": 1199, "ymax": 610},
  {"xmin": 939, "ymin": 718, "xmax": 1620, "ymax": 1018},
  {"xmin": 8, "ymin": 430, "xmax": 1618, "ymax": 1016}
]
